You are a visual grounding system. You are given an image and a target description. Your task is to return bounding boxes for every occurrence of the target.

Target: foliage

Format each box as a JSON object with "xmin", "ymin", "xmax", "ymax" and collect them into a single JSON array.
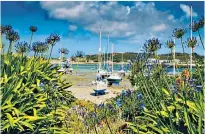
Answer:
[
  {"xmin": 15, "ymin": 41, "xmax": 29, "ymax": 55},
  {"xmin": 1, "ymin": 53, "xmax": 75, "ymax": 133},
  {"xmin": 1, "ymin": 25, "xmax": 12, "ymax": 35},
  {"xmin": 173, "ymin": 28, "xmax": 186, "ymax": 39},
  {"xmin": 1, "ymin": 24, "xmax": 75, "ymax": 133},
  {"xmin": 59, "ymin": 48, "xmax": 69, "ymax": 55},
  {"xmin": 32, "ymin": 41, "xmax": 48, "ymax": 57},
  {"xmin": 46, "ymin": 33, "xmax": 61, "ymax": 59},
  {"xmin": 66, "ymin": 100, "xmax": 124, "ymax": 134},
  {"xmin": 143, "ymin": 38, "xmax": 162, "ymax": 55},
  {"xmin": 166, "ymin": 40, "xmax": 175, "ymax": 49},
  {"xmin": 127, "ymin": 56, "xmax": 204, "ymax": 133},
  {"xmin": 75, "ymin": 51, "xmax": 85, "ymax": 58},
  {"xmin": 187, "ymin": 37, "xmax": 197, "ymax": 49},
  {"xmin": 85, "ymin": 52, "xmax": 203, "ymax": 63},
  {"xmin": 29, "ymin": 26, "xmax": 37, "ymax": 33},
  {"xmin": 6, "ymin": 29, "xmax": 20, "ymax": 53}
]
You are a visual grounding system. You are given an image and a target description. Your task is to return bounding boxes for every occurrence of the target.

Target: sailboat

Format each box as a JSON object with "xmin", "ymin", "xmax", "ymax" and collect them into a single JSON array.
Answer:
[
  {"xmin": 107, "ymin": 44, "xmax": 122, "ymax": 85},
  {"xmin": 98, "ymin": 32, "xmax": 111, "ymax": 78},
  {"xmin": 58, "ymin": 49, "xmax": 66, "ymax": 73},
  {"xmin": 93, "ymin": 26, "xmax": 108, "ymax": 95},
  {"xmin": 66, "ymin": 58, "xmax": 73, "ymax": 73}
]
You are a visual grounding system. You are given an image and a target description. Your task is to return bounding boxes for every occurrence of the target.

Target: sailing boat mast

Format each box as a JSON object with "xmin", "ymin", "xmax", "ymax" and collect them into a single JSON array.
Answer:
[
  {"xmin": 107, "ymin": 32, "xmax": 110, "ymax": 71},
  {"xmin": 121, "ymin": 52, "xmax": 124, "ymax": 69},
  {"xmin": 98, "ymin": 26, "xmax": 102, "ymax": 71},
  {"xmin": 112, "ymin": 44, "xmax": 114, "ymax": 73},
  {"xmin": 173, "ymin": 38, "xmax": 176, "ymax": 75},
  {"xmin": 190, "ymin": 5, "xmax": 193, "ymax": 76}
]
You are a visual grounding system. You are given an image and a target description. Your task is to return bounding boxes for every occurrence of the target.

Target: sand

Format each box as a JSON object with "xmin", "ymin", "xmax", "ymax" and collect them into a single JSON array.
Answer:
[{"xmin": 63, "ymin": 71, "xmax": 132, "ymax": 104}]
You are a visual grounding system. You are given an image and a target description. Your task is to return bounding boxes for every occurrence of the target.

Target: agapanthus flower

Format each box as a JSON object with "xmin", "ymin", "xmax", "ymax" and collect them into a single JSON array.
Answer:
[
  {"xmin": 141, "ymin": 103, "xmax": 146, "ymax": 110},
  {"xmin": 137, "ymin": 93, "xmax": 143, "ymax": 100},
  {"xmin": 126, "ymin": 89, "xmax": 132, "ymax": 96},
  {"xmin": 121, "ymin": 90, "xmax": 127, "ymax": 95},
  {"xmin": 40, "ymin": 82, "xmax": 44, "ymax": 87},
  {"xmin": 169, "ymin": 85, "xmax": 178, "ymax": 94},
  {"xmin": 98, "ymin": 103, "xmax": 104, "ymax": 108},
  {"xmin": 195, "ymin": 85, "xmax": 202, "ymax": 92},
  {"xmin": 170, "ymin": 85, "xmax": 175, "ymax": 90},
  {"xmin": 116, "ymin": 98, "xmax": 122, "ymax": 107},
  {"xmin": 91, "ymin": 112, "xmax": 96, "ymax": 118},
  {"xmin": 188, "ymin": 78, "xmax": 197, "ymax": 84}
]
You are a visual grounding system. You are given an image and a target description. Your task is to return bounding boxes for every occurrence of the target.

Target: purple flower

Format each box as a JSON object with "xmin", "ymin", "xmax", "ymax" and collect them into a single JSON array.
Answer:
[
  {"xmin": 116, "ymin": 99, "xmax": 122, "ymax": 107},
  {"xmin": 169, "ymin": 85, "xmax": 178, "ymax": 94},
  {"xmin": 137, "ymin": 93, "xmax": 143, "ymax": 100},
  {"xmin": 195, "ymin": 85, "xmax": 202, "ymax": 92},
  {"xmin": 98, "ymin": 103, "xmax": 104, "ymax": 108},
  {"xmin": 188, "ymin": 79, "xmax": 197, "ymax": 84},
  {"xmin": 40, "ymin": 82, "xmax": 44, "ymax": 87},
  {"xmin": 126, "ymin": 89, "xmax": 132, "ymax": 96},
  {"xmin": 141, "ymin": 104, "xmax": 146, "ymax": 110},
  {"xmin": 173, "ymin": 90, "xmax": 178, "ymax": 94},
  {"xmin": 91, "ymin": 112, "xmax": 96, "ymax": 118},
  {"xmin": 170, "ymin": 85, "xmax": 175, "ymax": 90},
  {"xmin": 121, "ymin": 90, "xmax": 127, "ymax": 95}
]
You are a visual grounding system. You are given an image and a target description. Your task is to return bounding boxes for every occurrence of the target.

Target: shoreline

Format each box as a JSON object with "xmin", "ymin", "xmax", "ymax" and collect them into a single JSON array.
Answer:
[
  {"xmin": 51, "ymin": 60, "xmax": 200, "ymax": 67},
  {"xmin": 51, "ymin": 60, "xmax": 128, "ymax": 65}
]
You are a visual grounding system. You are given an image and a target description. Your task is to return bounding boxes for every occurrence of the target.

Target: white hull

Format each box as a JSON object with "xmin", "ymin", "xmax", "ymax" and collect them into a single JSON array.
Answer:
[{"xmin": 107, "ymin": 74, "xmax": 122, "ymax": 83}]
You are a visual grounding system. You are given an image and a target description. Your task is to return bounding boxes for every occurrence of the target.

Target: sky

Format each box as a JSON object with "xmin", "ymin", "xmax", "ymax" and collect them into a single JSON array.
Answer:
[{"xmin": 1, "ymin": 1, "xmax": 204, "ymax": 58}]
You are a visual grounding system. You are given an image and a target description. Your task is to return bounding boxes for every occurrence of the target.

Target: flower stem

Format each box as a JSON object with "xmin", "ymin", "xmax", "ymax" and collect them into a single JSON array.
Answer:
[{"xmin": 197, "ymin": 30, "xmax": 204, "ymax": 50}]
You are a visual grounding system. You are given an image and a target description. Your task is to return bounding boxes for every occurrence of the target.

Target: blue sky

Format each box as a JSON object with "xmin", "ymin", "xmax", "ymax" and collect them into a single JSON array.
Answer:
[{"xmin": 1, "ymin": 1, "xmax": 204, "ymax": 57}]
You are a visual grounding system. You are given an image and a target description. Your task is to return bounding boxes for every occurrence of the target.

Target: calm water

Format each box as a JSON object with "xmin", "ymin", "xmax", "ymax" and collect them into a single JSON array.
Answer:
[
  {"xmin": 55, "ymin": 63, "xmax": 190, "ymax": 73},
  {"xmin": 71, "ymin": 64, "xmax": 129, "ymax": 72}
]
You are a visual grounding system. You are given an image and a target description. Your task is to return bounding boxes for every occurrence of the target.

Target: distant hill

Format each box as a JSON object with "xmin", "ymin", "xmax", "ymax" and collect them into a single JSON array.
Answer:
[{"xmin": 85, "ymin": 52, "xmax": 203, "ymax": 62}]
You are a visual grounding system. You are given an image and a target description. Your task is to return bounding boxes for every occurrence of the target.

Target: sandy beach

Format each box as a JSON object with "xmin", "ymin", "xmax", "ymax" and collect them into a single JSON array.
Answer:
[{"xmin": 63, "ymin": 71, "xmax": 132, "ymax": 104}]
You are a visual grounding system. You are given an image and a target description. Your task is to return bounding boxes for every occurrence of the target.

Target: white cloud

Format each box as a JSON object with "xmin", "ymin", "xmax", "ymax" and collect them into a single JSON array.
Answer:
[
  {"xmin": 69, "ymin": 25, "xmax": 77, "ymax": 31},
  {"xmin": 180, "ymin": 4, "xmax": 197, "ymax": 17},
  {"xmin": 40, "ymin": 1, "xmax": 181, "ymax": 44},
  {"xmin": 168, "ymin": 15, "xmax": 174, "ymax": 20},
  {"xmin": 127, "ymin": 6, "xmax": 130, "ymax": 15},
  {"xmin": 152, "ymin": 24, "xmax": 167, "ymax": 32}
]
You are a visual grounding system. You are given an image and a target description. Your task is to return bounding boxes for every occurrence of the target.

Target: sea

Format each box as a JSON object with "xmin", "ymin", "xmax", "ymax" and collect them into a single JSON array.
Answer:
[{"xmin": 54, "ymin": 63, "xmax": 189, "ymax": 73}]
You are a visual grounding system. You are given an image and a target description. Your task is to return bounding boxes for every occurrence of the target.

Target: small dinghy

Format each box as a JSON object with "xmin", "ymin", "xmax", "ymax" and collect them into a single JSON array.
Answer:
[
  {"xmin": 118, "ymin": 69, "xmax": 125, "ymax": 76},
  {"xmin": 107, "ymin": 74, "xmax": 122, "ymax": 86},
  {"xmin": 93, "ymin": 80, "xmax": 107, "ymax": 96},
  {"xmin": 58, "ymin": 67, "xmax": 66, "ymax": 73}
]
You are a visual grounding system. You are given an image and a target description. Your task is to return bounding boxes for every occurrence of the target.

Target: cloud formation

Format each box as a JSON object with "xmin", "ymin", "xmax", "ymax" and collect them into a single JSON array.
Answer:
[
  {"xmin": 40, "ymin": 1, "xmax": 182, "ymax": 45},
  {"xmin": 69, "ymin": 25, "xmax": 77, "ymax": 31},
  {"xmin": 180, "ymin": 4, "xmax": 198, "ymax": 17},
  {"xmin": 152, "ymin": 24, "xmax": 167, "ymax": 32}
]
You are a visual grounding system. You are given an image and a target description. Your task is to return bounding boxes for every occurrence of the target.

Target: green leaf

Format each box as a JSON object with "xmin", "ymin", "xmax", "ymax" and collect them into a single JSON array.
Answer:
[
  {"xmin": 33, "ymin": 108, "xmax": 37, "ymax": 116},
  {"xmin": 6, "ymin": 113, "xmax": 14, "ymax": 128},
  {"xmin": 19, "ymin": 121, "xmax": 34, "ymax": 131},
  {"xmin": 13, "ymin": 78, "xmax": 23, "ymax": 93},
  {"xmin": 162, "ymin": 88, "xmax": 170, "ymax": 96},
  {"xmin": 36, "ymin": 79, "xmax": 40, "ymax": 87},
  {"xmin": 147, "ymin": 124, "xmax": 164, "ymax": 134}
]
